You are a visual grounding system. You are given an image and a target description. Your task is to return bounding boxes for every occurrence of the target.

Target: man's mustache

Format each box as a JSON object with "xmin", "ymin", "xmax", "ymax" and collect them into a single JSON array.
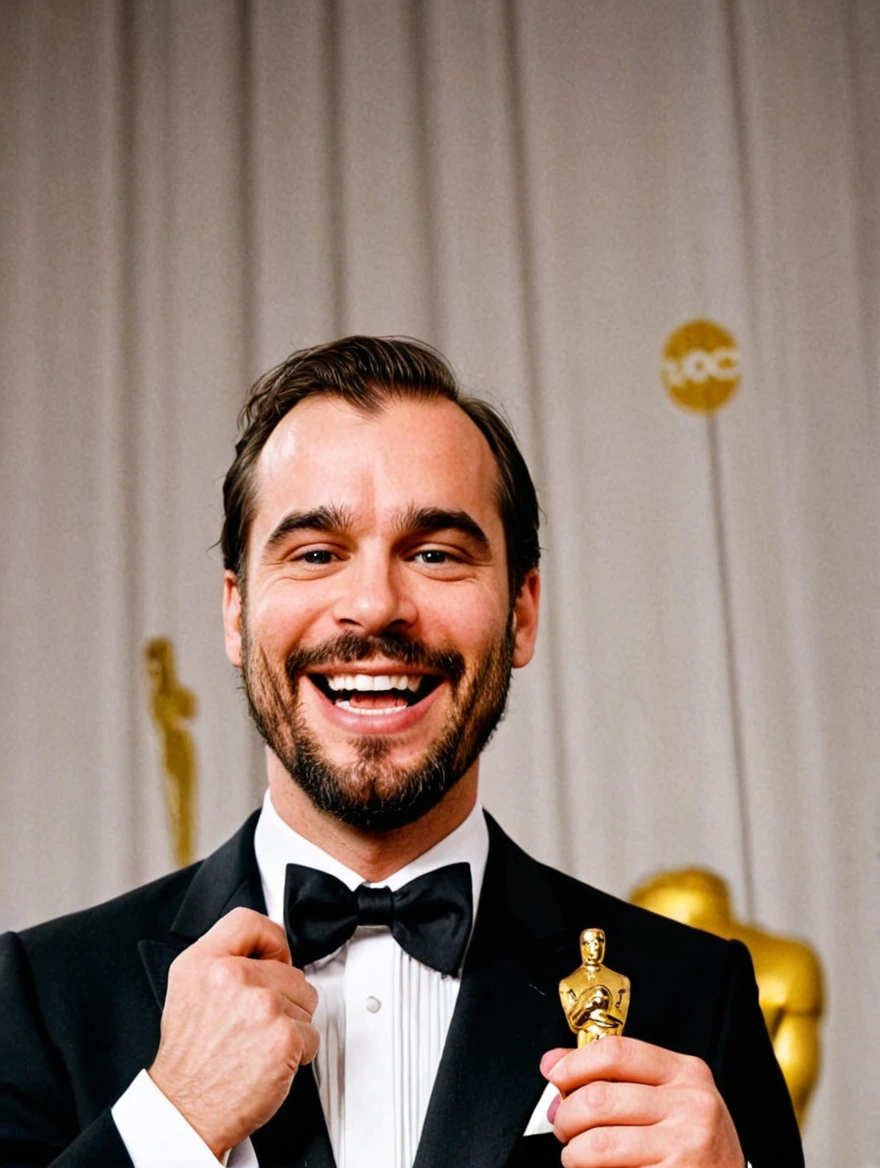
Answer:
[{"xmin": 284, "ymin": 633, "xmax": 466, "ymax": 686}]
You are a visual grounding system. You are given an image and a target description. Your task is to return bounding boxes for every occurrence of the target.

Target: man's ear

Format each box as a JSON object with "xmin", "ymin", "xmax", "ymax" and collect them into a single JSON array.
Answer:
[
  {"xmin": 223, "ymin": 571, "xmax": 243, "ymax": 667},
  {"xmin": 511, "ymin": 569, "xmax": 540, "ymax": 668}
]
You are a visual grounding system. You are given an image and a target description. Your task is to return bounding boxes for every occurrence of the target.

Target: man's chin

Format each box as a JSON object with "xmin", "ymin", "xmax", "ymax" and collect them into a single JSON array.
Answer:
[
  {"xmin": 296, "ymin": 778, "xmax": 459, "ymax": 833},
  {"xmin": 313, "ymin": 795, "xmax": 445, "ymax": 833},
  {"xmin": 282, "ymin": 744, "xmax": 463, "ymax": 833}
]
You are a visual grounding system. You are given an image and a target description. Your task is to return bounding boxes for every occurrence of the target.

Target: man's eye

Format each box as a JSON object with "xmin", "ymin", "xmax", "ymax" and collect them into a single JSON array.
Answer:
[
  {"xmin": 413, "ymin": 549, "xmax": 456, "ymax": 564},
  {"xmin": 298, "ymin": 549, "xmax": 334, "ymax": 564}
]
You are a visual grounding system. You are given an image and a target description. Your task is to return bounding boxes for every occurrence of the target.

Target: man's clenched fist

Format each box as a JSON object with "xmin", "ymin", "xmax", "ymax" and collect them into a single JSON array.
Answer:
[{"xmin": 149, "ymin": 907, "xmax": 319, "ymax": 1160}]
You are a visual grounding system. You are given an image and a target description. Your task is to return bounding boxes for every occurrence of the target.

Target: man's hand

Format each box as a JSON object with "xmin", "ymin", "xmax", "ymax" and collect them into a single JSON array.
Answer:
[
  {"xmin": 149, "ymin": 907, "xmax": 319, "ymax": 1160},
  {"xmin": 542, "ymin": 1037, "xmax": 744, "ymax": 1167}
]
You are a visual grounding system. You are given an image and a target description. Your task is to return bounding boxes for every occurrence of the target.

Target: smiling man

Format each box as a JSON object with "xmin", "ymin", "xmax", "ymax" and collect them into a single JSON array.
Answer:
[{"xmin": 0, "ymin": 337, "xmax": 803, "ymax": 1167}]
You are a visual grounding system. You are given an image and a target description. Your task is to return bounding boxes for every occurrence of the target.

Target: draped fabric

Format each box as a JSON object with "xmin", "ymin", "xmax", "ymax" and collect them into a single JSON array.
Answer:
[{"xmin": 1, "ymin": 2, "xmax": 877, "ymax": 1163}]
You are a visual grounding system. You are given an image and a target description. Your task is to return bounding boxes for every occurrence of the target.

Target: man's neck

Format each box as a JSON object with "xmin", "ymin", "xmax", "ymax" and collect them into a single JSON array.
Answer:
[{"xmin": 266, "ymin": 755, "xmax": 480, "ymax": 883}]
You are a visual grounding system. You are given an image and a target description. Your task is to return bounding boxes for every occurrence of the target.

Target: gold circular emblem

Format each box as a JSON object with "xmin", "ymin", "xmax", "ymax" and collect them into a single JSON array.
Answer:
[{"xmin": 661, "ymin": 320, "xmax": 741, "ymax": 413}]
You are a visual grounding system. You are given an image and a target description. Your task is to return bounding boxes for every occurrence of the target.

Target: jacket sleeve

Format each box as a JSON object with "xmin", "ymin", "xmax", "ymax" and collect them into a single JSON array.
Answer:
[
  {"xmin": 709, "ymin": 938, "xmax": 804, "ymax": 1168},
  {"xmin": 0, "ymin": 932, "xmax": 134, "ymax": 1167}
]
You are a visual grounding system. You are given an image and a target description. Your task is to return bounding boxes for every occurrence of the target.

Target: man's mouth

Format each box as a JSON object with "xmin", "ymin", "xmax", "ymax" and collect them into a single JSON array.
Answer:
[{"xmin": 307, "ymin": 672, "xmax": 444, "ymax": 715}]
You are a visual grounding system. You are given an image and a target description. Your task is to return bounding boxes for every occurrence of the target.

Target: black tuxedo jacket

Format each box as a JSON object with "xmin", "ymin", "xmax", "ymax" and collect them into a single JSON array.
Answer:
[{"xmin": 0, "ymin": 812, "xmax": 802, "ymax": 1167}]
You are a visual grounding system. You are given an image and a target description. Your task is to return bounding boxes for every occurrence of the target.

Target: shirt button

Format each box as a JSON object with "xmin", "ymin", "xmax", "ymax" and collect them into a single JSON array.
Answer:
[{"xmin": 365, "ymin": 996, "xmax": 381, "ymax": 1013}]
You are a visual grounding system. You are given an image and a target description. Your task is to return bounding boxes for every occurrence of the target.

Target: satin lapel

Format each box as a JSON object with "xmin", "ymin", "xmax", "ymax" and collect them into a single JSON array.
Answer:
[
  {"xmin": 250, "ymin": 1064, "xmax": 337, "ymax": 1168},
  {"xmin": 413, "ymin": 817, "xmax": 585, "ymax": 1168},
  {"xmin": 137, "ymin": 810, "xmax": 335, "ymax": 1168},
  {"xmin": 138, "ymin": 939, "xmax": 187, "ymax": 1009},
  {"xmin": 138, "ymin": 812, "xmax": 266, "ymax": 1011}
]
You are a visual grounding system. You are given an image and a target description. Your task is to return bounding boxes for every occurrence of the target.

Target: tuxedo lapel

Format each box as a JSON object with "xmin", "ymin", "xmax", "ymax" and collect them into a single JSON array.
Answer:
[
  {"xmin": 137, "ymin": 810, "xmax": 336, "ymax": 1168},
  {"xmin": 413, "ymin": 816, "xmax": 588, "ymax": 1168},
  {"xmin": 138, "ymin": 812, "xmax": 267, "ymax": 1012},
  {"xmin": 249, "ymin": 1063, "xmax": 336, "ymax": 1168},
  {"xmin": 138, "ymin": 938, "xmax": 187, "ymax": 1009}
]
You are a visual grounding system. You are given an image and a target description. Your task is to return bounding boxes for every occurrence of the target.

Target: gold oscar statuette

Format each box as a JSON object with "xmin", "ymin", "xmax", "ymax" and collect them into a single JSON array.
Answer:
[
  {"xmin": 559, "ymin": 929, "xmax": 631, "ymax": 1047},
  {"xmin": 630, "ymin": 869, "xmax": 823, "ymax": 1127}
]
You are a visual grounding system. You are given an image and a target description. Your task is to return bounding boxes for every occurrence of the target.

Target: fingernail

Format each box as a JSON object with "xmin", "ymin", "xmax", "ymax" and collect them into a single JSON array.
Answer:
[{"xmin": 547, "ymin": 1094, "xmax": 560, "ymax": 1124}]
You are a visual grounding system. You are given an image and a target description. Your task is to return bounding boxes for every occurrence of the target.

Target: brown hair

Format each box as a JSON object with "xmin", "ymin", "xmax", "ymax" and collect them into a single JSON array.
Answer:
[{"xmin": 221, "ymin": 335, "xmax": 541, "ymax": 596}]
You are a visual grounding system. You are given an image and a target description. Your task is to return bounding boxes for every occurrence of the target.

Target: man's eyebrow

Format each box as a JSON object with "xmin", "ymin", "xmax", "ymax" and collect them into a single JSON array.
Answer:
[
  {"xmin": 396, "ymin": 506, "xmax": 491, "ymax": 556},
  {"xmin": 263, "ymin": 505, "xmax": 353, "ymax": 552}
]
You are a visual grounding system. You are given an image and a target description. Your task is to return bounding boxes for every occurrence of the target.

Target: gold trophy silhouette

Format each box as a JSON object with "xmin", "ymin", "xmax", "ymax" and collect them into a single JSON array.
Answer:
[{"xmin": 145, "ymin": 638, "xmax": 197, "ymax": 868}]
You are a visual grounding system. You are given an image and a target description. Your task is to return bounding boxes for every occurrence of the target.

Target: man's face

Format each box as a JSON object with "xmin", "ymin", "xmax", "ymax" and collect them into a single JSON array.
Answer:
[{"xmin": 223, "ymin": 395, "xmax": 539, "ymax": 831}]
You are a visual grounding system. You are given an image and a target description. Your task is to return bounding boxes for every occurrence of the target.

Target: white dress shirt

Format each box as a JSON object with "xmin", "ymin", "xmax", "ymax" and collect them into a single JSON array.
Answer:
[{"xmin": 113, "ymin": 792, "xmax": 495, "ymax": 1167}]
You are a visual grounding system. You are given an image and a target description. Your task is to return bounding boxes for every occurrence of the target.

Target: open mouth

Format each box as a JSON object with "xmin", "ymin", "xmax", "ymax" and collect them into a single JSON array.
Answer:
[{"xmin": 307, "ymin": 671, "xmax": 444, "ymax": 715}]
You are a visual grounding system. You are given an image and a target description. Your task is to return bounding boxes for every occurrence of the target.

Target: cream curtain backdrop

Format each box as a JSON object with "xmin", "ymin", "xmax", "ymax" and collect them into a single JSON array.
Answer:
[{"xmin": 1, "ymin": 1, "xmax": 877, "ymax": 1164}]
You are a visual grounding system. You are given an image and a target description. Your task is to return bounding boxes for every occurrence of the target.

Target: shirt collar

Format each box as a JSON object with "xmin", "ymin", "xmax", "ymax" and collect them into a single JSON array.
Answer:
[{"xmin": 254, "ymin": 787, "xmax": 489, "ymax": 928}]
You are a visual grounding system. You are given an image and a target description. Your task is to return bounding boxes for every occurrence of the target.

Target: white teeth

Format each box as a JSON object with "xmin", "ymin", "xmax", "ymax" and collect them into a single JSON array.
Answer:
[{"xmin": 324, "ymin": 673, "xmax": 423, "ymax": 693}]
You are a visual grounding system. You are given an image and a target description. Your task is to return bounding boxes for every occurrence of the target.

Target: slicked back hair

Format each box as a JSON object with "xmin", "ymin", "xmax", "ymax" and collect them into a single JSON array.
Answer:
[{"xmin": 221, "ymin": 335, "xmax": 541, "ymax": 598}]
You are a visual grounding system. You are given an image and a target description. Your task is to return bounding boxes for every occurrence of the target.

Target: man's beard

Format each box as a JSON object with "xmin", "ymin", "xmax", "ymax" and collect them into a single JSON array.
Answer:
[{"xmin": 240, "ymin": 621, "xmax": 515, "ymax": 831}]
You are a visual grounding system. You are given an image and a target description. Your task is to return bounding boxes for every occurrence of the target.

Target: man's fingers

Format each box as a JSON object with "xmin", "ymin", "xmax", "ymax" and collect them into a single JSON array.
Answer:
[
  {"xmin": 198, "ymin": 949, "xmax": 319, "ymax": 1018},
  {"xmin": 295, "ymin": 1020, "xmax": 321, "ymax": 1067},
  {"xmin": 172, "ymin": 905, "xmax": 319, "ymax": 1018},
  {"xmin": 263, "ymin": 967, "xmax": 320, "ymax": 1021},
  {"xmin": 540, "ymin": 1048, "xmax": 569, "ymax": 1077},
  {"xmin": 193, "ymin": 907, "xmax": 292, "ymax": 963},
  {"xmin": 560, "ymin": 1125, "xmax": 656, "ymax": 1168},
  {"xmin": 553, "ymin": 1080, "xmax": 664, "ymax": 1145},
  {"xmin": 258, "ymin": 1012, "xmax": 321, "ymax": 1072},
  {"xmin": 546, "ymin": 1036, "xmax": 692, "ymax": 1094},
  {"xmin": 541, "ymin": 1040, "xmax": 743, "ymax": 1168}
]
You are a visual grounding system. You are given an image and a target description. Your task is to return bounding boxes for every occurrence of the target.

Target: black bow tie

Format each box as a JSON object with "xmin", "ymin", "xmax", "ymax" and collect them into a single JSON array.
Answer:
[{"xmin": 283, "ymin": 861, "xmax": 473, "ymax": 976}]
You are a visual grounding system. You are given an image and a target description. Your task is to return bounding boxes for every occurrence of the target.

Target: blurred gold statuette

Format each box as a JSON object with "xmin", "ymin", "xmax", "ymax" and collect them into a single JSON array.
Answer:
[
  {"xmin": 630, "ymin": 869, "xmax": 823, "ymax": 1127},
  {"xmin": 144, "ymin": 638, "xmax": 198, "ymax": 868},
  {"xmin": 559, "ymin": 929, "xmax": 631, "ymax": 1047}
]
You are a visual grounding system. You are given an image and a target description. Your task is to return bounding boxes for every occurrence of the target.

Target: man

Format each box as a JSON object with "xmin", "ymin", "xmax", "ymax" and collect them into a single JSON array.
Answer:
[{"xmin": 0, "ymin": 336, "xmax": 802, "ymax": 1167}]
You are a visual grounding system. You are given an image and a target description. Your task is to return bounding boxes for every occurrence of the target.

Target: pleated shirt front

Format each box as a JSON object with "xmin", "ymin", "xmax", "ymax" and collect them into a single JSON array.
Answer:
[{"xmin": 254, "ymin": 791, "xmax": 489, "ymax": 1168}]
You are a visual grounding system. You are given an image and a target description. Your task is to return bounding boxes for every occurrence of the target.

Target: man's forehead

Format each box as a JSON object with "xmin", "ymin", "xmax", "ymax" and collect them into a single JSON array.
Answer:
[{"xmin": 251, "ymin": 394, "xmax": 502, "ymax": 525}]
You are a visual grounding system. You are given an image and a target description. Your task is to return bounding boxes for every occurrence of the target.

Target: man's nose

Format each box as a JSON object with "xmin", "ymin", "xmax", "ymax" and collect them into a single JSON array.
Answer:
[{"xmin": 331, "ymin": 555, "xmax": 417, "ymax": 634}]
